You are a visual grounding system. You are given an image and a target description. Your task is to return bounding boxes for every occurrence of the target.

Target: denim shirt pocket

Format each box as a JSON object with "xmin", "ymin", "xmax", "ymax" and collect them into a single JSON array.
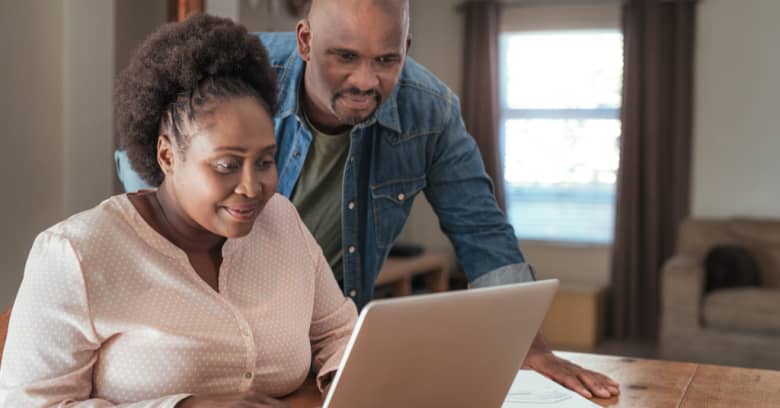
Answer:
[{"xmin": 370, "ymin": 175, "xmax": 427, "ymax": 249}]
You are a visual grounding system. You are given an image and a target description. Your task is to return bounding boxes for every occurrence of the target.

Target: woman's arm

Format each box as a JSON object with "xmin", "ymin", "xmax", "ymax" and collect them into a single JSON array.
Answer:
[
  {"xmin": 295, "ymin": 216, "xmax": 357, "ymax": 393},
  {"xmin": 0, "ymin": 232, "xmax": 191, "ymax": 407}
]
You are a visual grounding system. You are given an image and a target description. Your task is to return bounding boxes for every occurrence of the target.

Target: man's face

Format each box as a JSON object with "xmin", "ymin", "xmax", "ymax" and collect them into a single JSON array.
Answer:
[{"xmin": 297, "ymin": 1, "xmax": 411, "ymax": 128}]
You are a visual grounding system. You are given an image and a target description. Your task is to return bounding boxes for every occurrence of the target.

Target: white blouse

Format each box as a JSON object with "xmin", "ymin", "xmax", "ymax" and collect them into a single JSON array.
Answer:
[{"xmin": 0, "ymin": 193, "xmax": 357, "ymax": 407}]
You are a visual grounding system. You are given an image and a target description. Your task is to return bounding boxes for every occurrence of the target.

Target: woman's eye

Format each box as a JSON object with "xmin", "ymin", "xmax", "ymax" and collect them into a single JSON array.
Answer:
[
  {"xmin": 256, "ymin": 159, "xmax": 275, "ymax": 170},
  {"xmin": 214, "ymin": 160, "xmax": 240, "ymax": 173}
]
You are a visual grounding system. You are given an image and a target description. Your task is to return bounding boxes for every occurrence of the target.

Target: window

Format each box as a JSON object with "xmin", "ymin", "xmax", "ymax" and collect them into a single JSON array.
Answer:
[{"xmin": 499, "ymin": 30, "xmax": 623, "ymax": 244}]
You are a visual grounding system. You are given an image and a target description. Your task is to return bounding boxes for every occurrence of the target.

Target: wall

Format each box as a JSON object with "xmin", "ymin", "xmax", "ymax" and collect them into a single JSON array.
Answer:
[
  {"xmin": 239, "ymin": 0, "xmax": 302, "ymax": 32},
  {"xmin": 691, "ymin": 0, "xmax": 780, "ymax": 219},
  {"xmin": 0, "ymin": 0, "xmax": 166, "ymax": 309},
  {"xmin": 0, "ymin": 1, "xmax": 66, "ymax": 309},
  {"xmin": 63, "ymin": 0, "xmax": 116, "ymax": 216}
]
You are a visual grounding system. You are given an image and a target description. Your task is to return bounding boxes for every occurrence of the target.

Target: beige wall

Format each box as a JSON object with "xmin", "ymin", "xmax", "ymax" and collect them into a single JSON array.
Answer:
[
  {"xmin": 239, "ymin": 0, "xmax": 302, "ymax": 32},
  {"xmin": 691, "ymin": 0, "xmax": 780, "ymax": 219},
  {"xmin": 0, "ymin": 0, "xmax": 166, "ymax": 309},
  {"xmin": 63, "ymin": 0, "xmax": 116, "ymax": 216},
  {"xmin": 115, "ymin": 0, "xmax": 167, "ymax": 74},
  {"xmin": 0, "ymin": 1, "xmax": 66, "ymax": 309}
]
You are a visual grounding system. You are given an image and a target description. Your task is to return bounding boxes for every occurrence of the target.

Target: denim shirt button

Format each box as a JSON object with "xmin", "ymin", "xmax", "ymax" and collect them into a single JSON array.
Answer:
[
  {"xmin": 348, "ymin": 289, "xmax": 358, "ymax": 297},
  {"xmin": 347, "ymin": 201, "xmax": 355, "ymax": 210},
  {"xmin": 293, "ymin": 151, "xmax": 301, "ymax": 158},
  {"xmin": 397, "ymin": 193, "xmax": 406, "ymax": 201},
  {"xmin": 348, "ymin": 245, "xmax": 356, "ymax": 254}
]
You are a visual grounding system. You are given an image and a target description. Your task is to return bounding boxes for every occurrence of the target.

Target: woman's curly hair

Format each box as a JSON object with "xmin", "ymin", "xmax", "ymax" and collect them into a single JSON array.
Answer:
[{"xmin": 114, "ymin": 14, "xmax": 277, "ymax": 186}]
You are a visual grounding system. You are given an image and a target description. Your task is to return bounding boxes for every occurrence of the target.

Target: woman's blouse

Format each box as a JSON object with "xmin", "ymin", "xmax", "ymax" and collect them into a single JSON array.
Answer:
[{"xmin": 0, "ymin": 193, "xmax": 357, "ymax": 407}]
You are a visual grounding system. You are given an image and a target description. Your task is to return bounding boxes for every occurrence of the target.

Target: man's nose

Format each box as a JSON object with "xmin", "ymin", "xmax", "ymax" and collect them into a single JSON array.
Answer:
[{"xmin": 350, "ymin": 61, "xmax": 380, "ymax": 91}]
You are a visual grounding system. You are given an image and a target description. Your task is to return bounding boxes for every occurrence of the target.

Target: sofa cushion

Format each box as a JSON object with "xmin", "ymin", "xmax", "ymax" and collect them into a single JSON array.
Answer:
[
  {"xmin": 705, "ymin": 245, "xmax": 761, "ymax": 292},
  {"xmin": 751, "ymin": 246, "xmax": 780, "ymax": 288},
  {"xmin": 703, "ymin": 288, "xmax": 780, "ymax": 334},
  {"xmin": 725, "ymin": 220, "xmax": 780, "ymax": 288}
]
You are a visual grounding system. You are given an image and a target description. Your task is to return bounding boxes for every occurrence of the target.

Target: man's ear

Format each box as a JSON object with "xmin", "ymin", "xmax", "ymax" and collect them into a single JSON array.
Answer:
[
  {"xmin": 157, "ymin": 134, "xmax": 175, "ymax": 177},
  {"xmin": 405, "ymin": 33, "xmax": 413, "ymax": 56},
  {"xmin": 296, "ymin": 19, "xmax": 313, "ymax": 61}
]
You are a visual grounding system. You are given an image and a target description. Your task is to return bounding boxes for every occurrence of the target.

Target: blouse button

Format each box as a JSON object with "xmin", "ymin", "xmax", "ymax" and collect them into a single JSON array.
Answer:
[{"xmin": 244, "ymin": 372, "xmax": 253, "ymax": 380}]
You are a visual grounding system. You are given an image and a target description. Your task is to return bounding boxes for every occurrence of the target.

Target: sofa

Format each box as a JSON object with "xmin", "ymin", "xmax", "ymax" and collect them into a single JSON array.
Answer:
[{"xmin": 660, "ymin": 218, "xmax": 780, "ymax": 369}]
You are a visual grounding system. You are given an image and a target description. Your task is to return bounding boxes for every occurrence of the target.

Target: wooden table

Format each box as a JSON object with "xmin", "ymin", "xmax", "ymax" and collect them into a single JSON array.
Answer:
[{"xmin": 281, "ymin": 352, "xmax": 780, "ymax": 407}]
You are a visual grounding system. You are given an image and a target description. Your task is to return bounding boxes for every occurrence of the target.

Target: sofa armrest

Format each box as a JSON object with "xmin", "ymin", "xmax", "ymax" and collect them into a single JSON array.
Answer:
[{"xmin": 661, "ymin": 255, "xmax": 705, "ymax": 338}]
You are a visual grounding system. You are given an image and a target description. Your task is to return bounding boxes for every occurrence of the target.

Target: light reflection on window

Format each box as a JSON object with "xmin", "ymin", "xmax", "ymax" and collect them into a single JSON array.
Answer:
[{"xmin": 500, "ymin": 31, "xmax": 623, "ymax": 243}]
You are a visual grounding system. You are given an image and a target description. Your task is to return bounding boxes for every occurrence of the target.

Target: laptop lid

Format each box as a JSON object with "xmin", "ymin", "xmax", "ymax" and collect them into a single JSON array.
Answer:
[{"xmin": 323, "ymin": 279, "xmax": 559, "ymax": 408}]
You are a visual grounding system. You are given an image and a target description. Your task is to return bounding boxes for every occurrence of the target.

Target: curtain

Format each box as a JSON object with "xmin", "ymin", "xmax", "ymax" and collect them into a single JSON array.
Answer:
[
  {"xmin": 610, "ymin": 0, "xmax": 697, "ymax": 339},
  {"xmin": 460, "ymin": 0, "xmax": 506, "ymax": 211}
]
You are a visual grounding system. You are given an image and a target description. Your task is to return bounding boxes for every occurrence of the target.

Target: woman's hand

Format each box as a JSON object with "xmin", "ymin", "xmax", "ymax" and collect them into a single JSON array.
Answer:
[{"xmin": 176, "ymin": 390, "xmax": 289, "ymax": 407}]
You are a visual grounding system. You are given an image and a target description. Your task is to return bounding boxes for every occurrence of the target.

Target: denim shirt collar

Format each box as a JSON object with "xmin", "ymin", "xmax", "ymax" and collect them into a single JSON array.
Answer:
[{"xmin": 275, "ymin": 51, "xmax": 402, "ymax": 134}]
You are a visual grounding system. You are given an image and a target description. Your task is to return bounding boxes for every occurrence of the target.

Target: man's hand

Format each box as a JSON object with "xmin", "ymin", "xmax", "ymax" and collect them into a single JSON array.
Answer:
[{"xmin": 522, "ymin": 332, "xmax": 620, "ymax": 399}]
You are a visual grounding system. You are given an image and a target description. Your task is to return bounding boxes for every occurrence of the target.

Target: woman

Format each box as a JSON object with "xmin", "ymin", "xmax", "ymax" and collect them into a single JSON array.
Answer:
[{"xmin": 0, "ymin": 14, "xmax": 356, "ymax": 407}]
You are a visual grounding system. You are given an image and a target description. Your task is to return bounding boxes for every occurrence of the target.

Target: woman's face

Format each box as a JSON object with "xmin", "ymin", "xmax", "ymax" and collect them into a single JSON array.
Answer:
[{"xmin": 164, "ymin": 96, "xmax": 278, "ymax": 239}]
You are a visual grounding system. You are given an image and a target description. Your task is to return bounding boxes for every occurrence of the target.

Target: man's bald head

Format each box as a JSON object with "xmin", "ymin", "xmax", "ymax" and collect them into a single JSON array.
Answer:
[{"xmin": 307, "ymin": 0, "xmax": 410, "ymax": 35}]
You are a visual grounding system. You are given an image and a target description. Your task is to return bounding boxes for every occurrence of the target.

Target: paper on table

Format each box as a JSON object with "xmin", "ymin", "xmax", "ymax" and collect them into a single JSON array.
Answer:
[{"xmin": 502, "ymin": 370, "xmax": 601, "ymax": 408}]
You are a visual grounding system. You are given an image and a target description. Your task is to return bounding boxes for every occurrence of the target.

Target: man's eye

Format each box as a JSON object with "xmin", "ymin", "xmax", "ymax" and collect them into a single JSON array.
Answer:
[
  {"xmin": 338, "ymin": 52, "xmax": 356, "ymax": 62},
  {"xmin": 376, "ymin": 56, "xmax": 398, "ymax": 66}
]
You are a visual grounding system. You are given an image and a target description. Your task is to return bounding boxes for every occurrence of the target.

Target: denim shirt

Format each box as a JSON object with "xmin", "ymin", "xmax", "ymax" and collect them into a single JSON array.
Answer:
[{"xmin": 116, "ymin": 32, "xmax": 534, "ymax": 309}]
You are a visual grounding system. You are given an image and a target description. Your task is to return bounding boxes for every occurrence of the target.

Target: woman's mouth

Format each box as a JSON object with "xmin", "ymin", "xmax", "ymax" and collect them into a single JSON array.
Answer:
[{"xmin": 223, "ymin": 204, "xmax": 259, "ymax": 222}]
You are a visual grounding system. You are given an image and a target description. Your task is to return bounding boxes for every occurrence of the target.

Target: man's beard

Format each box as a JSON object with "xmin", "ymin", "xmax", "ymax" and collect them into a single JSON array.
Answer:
[{"xmin": 330, "ymin": 87, "xmax": 382, "ymax": 126}]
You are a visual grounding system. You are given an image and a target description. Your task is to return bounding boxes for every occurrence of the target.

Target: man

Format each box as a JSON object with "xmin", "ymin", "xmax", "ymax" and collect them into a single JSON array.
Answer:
[{"xmin": 117, "ymin": 0, "xmax": 619, "ymax": 399}]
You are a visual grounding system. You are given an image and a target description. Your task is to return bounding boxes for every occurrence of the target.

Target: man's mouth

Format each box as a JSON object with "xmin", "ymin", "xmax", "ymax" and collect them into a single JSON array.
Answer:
[
  {"xmin": 341, "ymin": 94, "xmax": 376, "ymax": 110},
  {"xmin": 335, "ymin": 90, "xmax": 379, "ymax": 111}
]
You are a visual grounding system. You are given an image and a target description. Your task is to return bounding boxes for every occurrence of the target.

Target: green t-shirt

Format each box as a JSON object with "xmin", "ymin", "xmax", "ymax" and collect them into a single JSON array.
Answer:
[{"xmin": 290, "ymin": 117, "xmax": 350, "ymax": 282}]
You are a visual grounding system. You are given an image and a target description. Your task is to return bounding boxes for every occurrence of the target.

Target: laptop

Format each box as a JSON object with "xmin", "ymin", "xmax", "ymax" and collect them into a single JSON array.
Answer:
[{"xmin": 323, "ymin": 279, "xmax": 559, "ymax": 408}]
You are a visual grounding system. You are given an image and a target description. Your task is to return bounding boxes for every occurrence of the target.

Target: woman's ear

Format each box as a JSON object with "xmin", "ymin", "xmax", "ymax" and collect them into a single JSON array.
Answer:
[{"xmin": 157, "ymin": 134, "xmax": 175, "ymax": 176}]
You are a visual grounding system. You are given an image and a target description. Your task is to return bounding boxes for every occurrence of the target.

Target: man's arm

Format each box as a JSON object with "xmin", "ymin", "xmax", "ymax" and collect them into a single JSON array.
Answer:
[
  {"xmin": 423, "ymin": 90, "xmax": 619, "ymax": 399},
  {"xmin": 422, "ymin": 90, "xmax": 529, "ymax": 286}
]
